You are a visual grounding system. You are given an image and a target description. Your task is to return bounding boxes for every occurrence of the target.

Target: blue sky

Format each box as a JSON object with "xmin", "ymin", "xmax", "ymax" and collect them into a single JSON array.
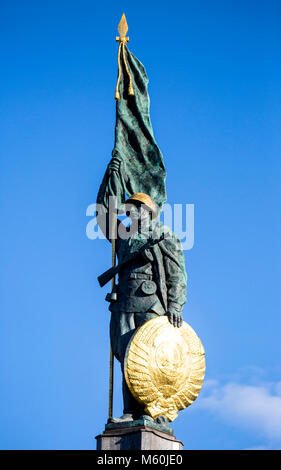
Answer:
[{"xmin": 1, "ymin": 0, "xmax": 281, "ymax": 450}]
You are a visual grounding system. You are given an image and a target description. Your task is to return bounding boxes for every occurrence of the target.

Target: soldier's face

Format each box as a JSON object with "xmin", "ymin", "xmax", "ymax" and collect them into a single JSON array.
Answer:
[
  {"xmin": 127, "ymin": 204, "xmax": 139, "ymax": 221},
  {"xmin": 126, "ymin": 203, "xmax": 151, "ymax": 225}
]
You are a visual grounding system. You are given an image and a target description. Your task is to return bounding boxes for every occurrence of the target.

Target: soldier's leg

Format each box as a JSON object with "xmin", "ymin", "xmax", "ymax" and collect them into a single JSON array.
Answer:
[
  {"xmin": 109, "ymin": 311, "xmax": 134, "ymax": 363},
  {"xmin": 118, "ymin": 313, "xmax": 145, "ymax": 417},
  {"xmin": 121, "ymin": 367, "xmax": 144, "ymax": 417},
  {"xmin": 109, "ymin": 312, "xmax": 144, "ymax": 420}
]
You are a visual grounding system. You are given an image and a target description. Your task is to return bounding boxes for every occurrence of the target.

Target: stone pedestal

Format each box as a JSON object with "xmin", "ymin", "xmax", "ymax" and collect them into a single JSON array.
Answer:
[{"xmin": 96, "ymin": 424, "xmax": 183, "ymax": 450}]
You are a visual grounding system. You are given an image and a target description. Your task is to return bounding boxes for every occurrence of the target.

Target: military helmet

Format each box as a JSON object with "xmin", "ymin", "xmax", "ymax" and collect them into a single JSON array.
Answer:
[{"xmin": 125, "ymin": 193, "xmax": 158, "ymax": 219}]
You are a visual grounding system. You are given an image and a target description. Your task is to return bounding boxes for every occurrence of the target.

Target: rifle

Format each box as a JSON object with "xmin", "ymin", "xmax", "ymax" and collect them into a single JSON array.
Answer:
[{"xmin": 97, "ymin": 232, "xmax": 168, "ymax": 288}]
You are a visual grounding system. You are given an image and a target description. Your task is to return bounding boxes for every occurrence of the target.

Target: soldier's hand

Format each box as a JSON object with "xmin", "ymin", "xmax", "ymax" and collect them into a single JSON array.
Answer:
[
  {"xmin": 108, "ymin": 157, "xmax": 121, "ymax": 174},
  {"xmin": 166, "ymin": 311, "xmax": 183, "ymax": 328}
]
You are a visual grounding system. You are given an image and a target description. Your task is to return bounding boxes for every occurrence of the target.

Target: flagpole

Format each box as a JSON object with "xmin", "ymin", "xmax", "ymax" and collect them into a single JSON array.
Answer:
[
  {"xmin": 108, "ymin": 213, "xmax": 116, "ymax": 419},
  {"xmin": 108, "ymin": 13, "xmax": 130, "ymax": 420}
]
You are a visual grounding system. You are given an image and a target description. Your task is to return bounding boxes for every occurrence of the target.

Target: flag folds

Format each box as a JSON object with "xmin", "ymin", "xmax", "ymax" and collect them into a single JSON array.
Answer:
[{"xmin": 112, "ymin": 45, "xmax": 166, "ymax": 209}]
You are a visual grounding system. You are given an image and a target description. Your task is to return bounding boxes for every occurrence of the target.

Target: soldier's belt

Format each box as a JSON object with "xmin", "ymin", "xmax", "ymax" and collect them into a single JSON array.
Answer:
[
  {"xmin": 122, "ymin": 275, "xmax": 157, "ymax": 295},
  {"xmin": 127, "ymin": 273, "xmax": 153, "ymax": 280}
]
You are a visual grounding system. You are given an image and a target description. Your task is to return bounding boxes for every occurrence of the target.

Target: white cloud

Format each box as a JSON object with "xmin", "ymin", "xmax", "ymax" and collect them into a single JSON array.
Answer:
[{"xmin": 198, "ymin": 379, "xmax": 281, "ymax": 445}]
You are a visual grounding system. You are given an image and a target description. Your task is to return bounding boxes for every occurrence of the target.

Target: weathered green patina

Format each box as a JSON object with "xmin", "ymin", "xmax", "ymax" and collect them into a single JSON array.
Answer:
[{"xmin": 98, "ymin": 45, "xmax": 166, "ymax": 210}]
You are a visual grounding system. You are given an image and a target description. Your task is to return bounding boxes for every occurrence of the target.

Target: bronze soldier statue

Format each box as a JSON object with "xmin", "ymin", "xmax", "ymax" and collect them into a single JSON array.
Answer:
[
  {"xmin": 95, "ymin": 17, "xmax": 205, "ymax": 444},
  {"xmin": 96, "ymin": 155, "xmax": 187, "ymax": 425}
]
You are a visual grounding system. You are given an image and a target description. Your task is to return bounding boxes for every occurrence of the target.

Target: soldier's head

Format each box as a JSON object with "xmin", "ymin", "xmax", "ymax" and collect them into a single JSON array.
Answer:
[{"xmin": 125, "ymin": 193, "xmax": 158, "ymax": 227}]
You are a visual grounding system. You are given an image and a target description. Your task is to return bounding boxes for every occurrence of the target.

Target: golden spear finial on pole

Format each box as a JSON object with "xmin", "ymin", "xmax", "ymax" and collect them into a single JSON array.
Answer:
[
  {"xmin": 115, "ymin": 14, "xmax": 134, "ymax": 100},
  {"xmin": 116, "ymin": 13, "xmax": 129, "ymax": 43}
]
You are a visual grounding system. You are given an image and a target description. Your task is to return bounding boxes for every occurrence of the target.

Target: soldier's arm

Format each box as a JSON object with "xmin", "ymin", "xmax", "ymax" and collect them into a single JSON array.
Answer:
[
  {"xmin": 162, "ymin": 235, "xmax": 187, "ymax": 327},
  {"xmin": 96, "ymin": 156, "xmax": 126, "ymax": 242}
]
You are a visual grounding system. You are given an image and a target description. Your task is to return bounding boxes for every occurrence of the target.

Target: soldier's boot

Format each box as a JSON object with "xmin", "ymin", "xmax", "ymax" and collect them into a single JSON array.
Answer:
[
  {"xmin": 135, "ymin": 413, "xmax": 155, "ymax": 423},
  {"xmin": 156, "ymin": 415, "xmax": 170, "ymax": 425},
  {"xmin": 155, "ymin": 415, "xmax": 172, "ymax": 431},
  {"xmin": 108, "ymin": 413, "xmax": 133, "ymax": 424}
]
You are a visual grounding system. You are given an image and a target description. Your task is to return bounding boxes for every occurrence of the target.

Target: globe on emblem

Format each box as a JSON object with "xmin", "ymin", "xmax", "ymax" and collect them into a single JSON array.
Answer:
[{"xmin": 124, "ymin": 316, "xmax": 206, "ymax": 422}]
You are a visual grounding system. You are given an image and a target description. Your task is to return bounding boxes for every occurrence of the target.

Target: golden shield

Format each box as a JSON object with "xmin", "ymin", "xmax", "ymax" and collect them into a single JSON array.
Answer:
[{"xmin": 124, "ymin": 316, "xmax": 205, "ymax": 422}]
